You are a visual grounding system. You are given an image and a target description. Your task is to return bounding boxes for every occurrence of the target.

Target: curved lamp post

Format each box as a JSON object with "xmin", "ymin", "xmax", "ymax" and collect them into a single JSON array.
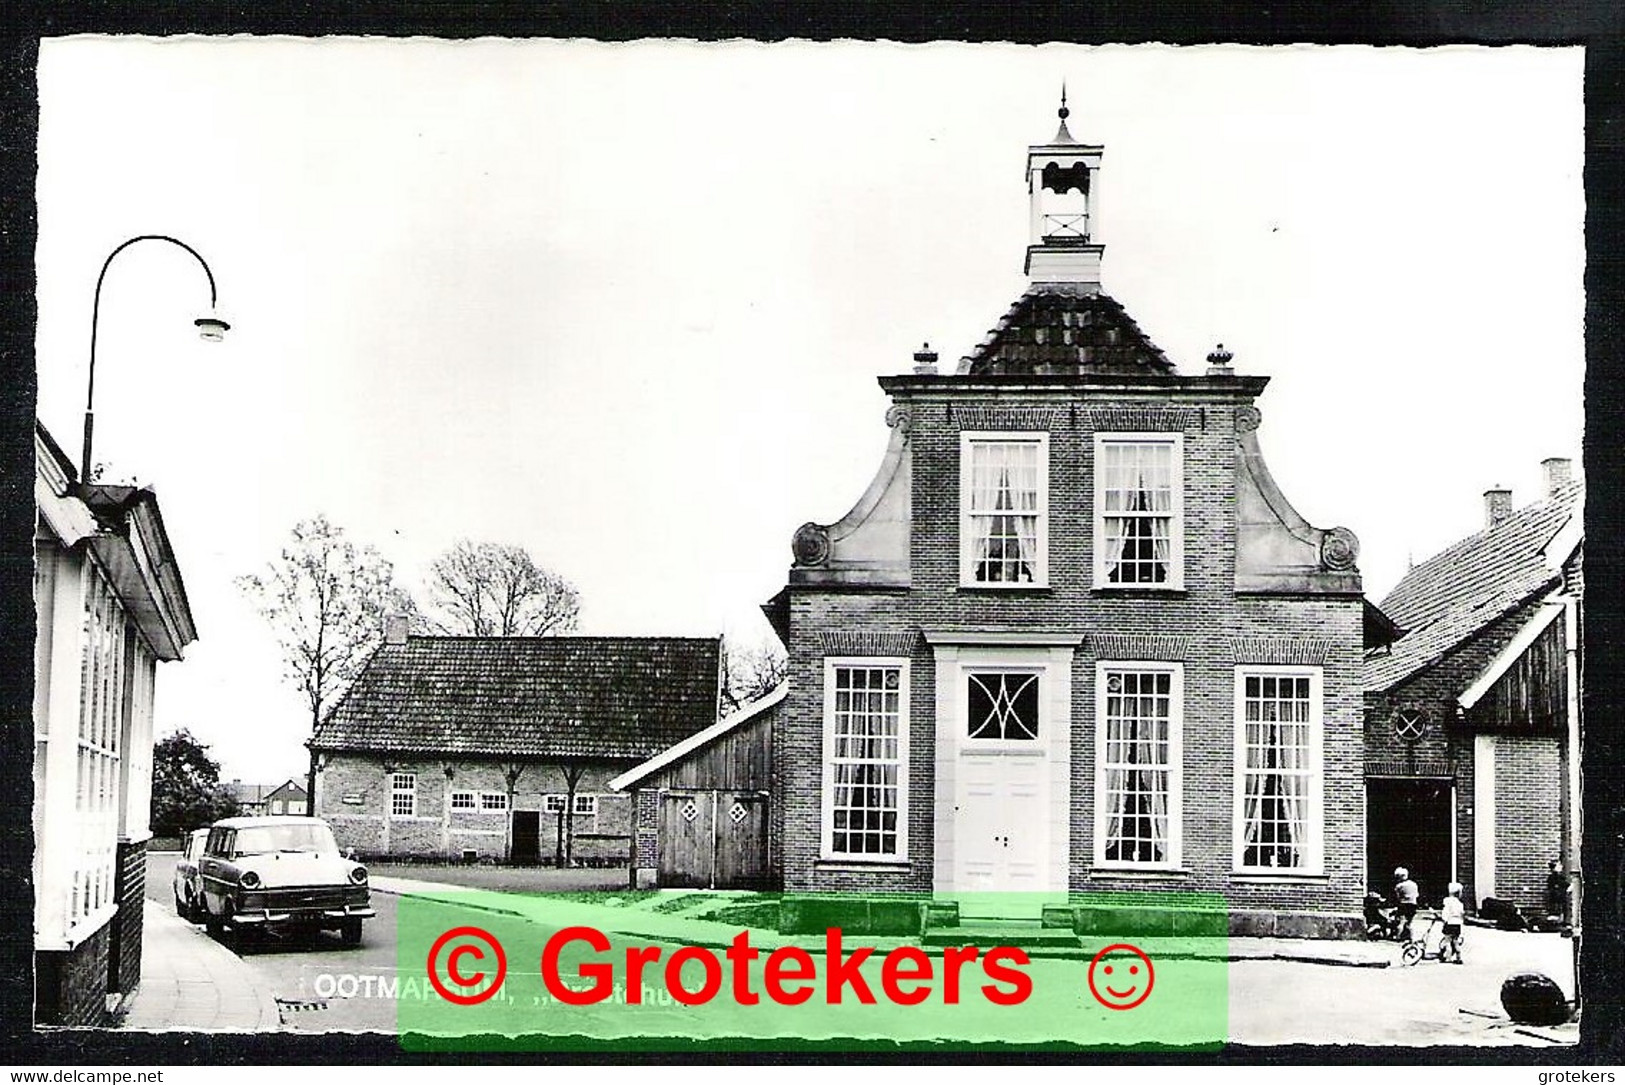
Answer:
[{"xmin": 80, "ymin": 234, "xmax": 229, "ymax": 484}]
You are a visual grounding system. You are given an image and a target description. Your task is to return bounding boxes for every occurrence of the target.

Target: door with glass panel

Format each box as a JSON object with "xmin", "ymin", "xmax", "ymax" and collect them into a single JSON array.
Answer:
[{"xmin": 953, "ymin": 669, "xmax": 1049, "ymax": 911}]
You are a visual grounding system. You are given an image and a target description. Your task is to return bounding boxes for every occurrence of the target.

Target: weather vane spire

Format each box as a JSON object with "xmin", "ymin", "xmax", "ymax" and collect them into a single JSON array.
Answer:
[{"xmin": 1053, "ymin": 81, "xmax": 1075, "ymax": 143}]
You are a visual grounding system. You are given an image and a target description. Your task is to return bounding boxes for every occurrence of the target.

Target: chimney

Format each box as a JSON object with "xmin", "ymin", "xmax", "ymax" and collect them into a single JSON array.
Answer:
[
  {"xmin": 384, "ymin": 613, "xmax": 410, "ymax": 646},
  {"xmin": 1484, "ymin": 487, "xmax": 1513, "ymax": 530},
  {"xmin": 1542, "ymin": 457, "xmax": 1572, "ymax": 497}
]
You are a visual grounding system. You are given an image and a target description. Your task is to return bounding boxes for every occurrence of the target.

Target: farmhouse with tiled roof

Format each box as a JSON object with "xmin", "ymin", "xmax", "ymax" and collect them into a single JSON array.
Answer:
[
  {"xmin": 310, "ymin": 621, "xmax": 721, "ymax": 864},
  {"xmin": 1363, "ymin": 460, "xmax": 1582, "ymax": 920}
]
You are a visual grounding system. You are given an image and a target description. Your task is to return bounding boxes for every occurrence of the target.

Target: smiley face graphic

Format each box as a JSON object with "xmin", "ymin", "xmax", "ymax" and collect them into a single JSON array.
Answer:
[{"xmin": 1086, "ymin": 943, "xmax": 1155, "ymax": 1010}]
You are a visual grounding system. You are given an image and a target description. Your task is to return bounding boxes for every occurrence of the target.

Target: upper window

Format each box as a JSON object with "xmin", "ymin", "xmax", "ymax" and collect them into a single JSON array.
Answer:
[
  {"xmin": 480, "ymin": 792, "xmax": 509, "ymax": 811},
  {"xmin": 1094, "ymin": 434, "xmax": 1183, "ymax": 589},
  {"xmin": 961, "ymin": 433, "xmax": 1049, "ymax": 586},
  {"xmin": 390, "ymin": 773, "xmax": 417, "ymax": 818},
  {"xmin": 822, "ymin": 659, "xmax": 909, "ymax": 860},
  {"xmin": 1234, "ymin": 668, "xmax": 1323, "ymax": 873},
  {"xmin": 450, "ymin": 790, "xmax": 477, "ymax": 811},
  {"xmin": 1095, "ymin": 664, "xmax": 1183, "ymax": 869}
]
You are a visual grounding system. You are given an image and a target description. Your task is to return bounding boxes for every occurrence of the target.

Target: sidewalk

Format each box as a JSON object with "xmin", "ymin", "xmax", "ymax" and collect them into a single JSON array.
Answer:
[
  {"xmin": 369, "ymin": 875, "xmax": 1399, "ymax": 966},
  {"xmin": 119, "ymin": 899, "xmax": 283, "ymax": 1031}
]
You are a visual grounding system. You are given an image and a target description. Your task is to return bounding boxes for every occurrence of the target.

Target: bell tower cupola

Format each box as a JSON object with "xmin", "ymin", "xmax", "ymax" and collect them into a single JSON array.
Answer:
[{"xmin": 1025, "ymin": 86, "xmax": 1105, "ymax": 289}]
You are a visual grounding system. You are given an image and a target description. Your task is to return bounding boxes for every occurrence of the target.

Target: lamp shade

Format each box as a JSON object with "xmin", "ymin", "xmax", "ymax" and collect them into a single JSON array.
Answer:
[{"xmin": 194, "ymin": 316, "xmax": 230, "ymax": 341}]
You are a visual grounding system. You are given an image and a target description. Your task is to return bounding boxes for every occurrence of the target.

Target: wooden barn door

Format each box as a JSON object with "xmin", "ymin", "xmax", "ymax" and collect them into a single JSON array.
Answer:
[
  {"xmin": 715, "ymin": 791, "xmax": 770, "ymax": 889},
  {"xmin": 658, "ymin": 791, "xmax": 715, "ymax": 888},
  {"xmin": 658, "ymin": 790, "xmax": 771, "ymax": 888}
]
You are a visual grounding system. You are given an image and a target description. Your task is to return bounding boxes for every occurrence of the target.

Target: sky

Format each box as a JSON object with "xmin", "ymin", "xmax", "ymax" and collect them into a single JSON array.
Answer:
[{"xmin": 32, "ymin": 40, "xmax": 1584, "ymax": 783}]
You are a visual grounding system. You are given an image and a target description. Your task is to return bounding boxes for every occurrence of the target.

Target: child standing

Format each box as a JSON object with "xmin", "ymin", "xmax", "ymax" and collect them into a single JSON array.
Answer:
[
  {"xmin": 1440, "ymin": 882, "xmax": 1466, "ymax": 963},
  {"xmin": 1394, "ymin": 867, "xmax": 1420, "ymax": 939}
]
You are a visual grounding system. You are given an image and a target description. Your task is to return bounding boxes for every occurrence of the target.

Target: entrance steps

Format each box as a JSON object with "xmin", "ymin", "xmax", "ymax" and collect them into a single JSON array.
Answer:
[{"xmin": 922, "ymin": 918, "xmax": 1084, "ymax": 953}]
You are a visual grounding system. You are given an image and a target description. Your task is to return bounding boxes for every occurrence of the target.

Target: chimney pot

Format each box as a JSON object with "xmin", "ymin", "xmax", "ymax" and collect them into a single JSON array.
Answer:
[
  {"xmin": 384, "ymin": 613, "xmax": 410, "ymax": 646},
  {"xmin": 1484, "ymin": 487, "xmax": 1513, "ymax": 530},
  {"xmin": 1541, "ymin": 457, "xmax": 1573, "ymax": 497}
]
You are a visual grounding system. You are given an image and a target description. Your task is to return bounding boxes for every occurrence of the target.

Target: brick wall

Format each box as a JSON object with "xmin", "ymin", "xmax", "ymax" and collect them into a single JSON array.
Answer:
[
  {"xmin": 1496, "ymin": 733, "xmax": 1562, "ymax": 914},
  {"xmin": 35, "ymin": 921, "xmax": 111, "ymax": 1026},
  {"xmin": 107, "ymin": 840, "xmax": 146, "ymax": 1000},
  {"xmin": 318, "ymin": 753, "xmax": 634, "ymax": 862},
  {"xmin": 783, "ymin": 390, "xmax": 1365, "ymax": 917}
]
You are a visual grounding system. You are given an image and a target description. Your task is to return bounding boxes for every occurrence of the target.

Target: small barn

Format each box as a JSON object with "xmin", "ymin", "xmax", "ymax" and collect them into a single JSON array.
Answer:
[{"xmin": 610, "ymin": 685, "xmax": 783, "ymax": 890}]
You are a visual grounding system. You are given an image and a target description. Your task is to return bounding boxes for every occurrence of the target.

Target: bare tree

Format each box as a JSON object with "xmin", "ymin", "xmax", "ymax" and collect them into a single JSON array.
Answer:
[
  {"xmin": 236, "ymin": 515, "xmax": 413, "ymax": 806},
  {"xmin": 721, "ymin": 640, "xmax": 789, "ymax": 714},
  {"xmin": 424, "ymin": 540, "xmax": 580, "ymax": 637}
]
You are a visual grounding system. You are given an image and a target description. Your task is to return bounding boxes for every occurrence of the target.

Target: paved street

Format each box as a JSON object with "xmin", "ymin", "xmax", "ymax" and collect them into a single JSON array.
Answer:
[{"xmin": 141, "ymin": 853, "xmax": 1578, "ymax": 1045}]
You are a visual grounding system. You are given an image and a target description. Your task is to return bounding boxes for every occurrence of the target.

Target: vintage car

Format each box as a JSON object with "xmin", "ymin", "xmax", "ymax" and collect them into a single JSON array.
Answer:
[
  {"xmin": 197, "ymin": 815, "xmax": 374, "ymax": 945},
  {"xmin": 172, "ymin": 827, "xmax": 209, "ymax": 922}
]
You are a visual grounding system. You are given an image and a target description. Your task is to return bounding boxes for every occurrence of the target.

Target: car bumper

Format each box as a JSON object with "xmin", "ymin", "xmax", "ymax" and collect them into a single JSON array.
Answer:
[{"xmin": 230, "ymin": 903, "xmax": 376, "ymax": 925}]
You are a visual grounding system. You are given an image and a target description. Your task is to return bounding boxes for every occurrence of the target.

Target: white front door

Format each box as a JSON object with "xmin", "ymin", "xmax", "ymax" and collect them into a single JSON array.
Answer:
[{"xmin": 954, "ymin": 750, "xmax": 1049, "ymax": 901}]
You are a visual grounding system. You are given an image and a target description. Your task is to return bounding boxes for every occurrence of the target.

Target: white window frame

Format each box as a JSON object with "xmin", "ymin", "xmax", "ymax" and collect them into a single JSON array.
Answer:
[
  {"xmin": 573, "ymin": 793, "xmax": 598, "ymax": 817},
  {"xmin": 480, "ymin": 791, "xmax": 509, "ymax": 811},
  {"xmin": 960, "ymin": 431, "xmax": 1050, "ymax": 588},
  {"xmin": 1232, "ymin": 666, "xmax": 1324, "ymax": 875},
  {"xmin": 543, "ymin": 794, "xmax": 566, "ymax": 815},
  {"xmin": 1093, "ymin": 661, "xmax": 1184, "ymax": 870},
  {"xmin": 449, "ymin": 790, "xmax": 477, "ymax": 812},
  {"xmin": 1092, "ymin": 432, "xmax": 1184, "ymax": 590},
  {"xmin": 390, "ymin": 773, "xmax": 417, "ymax": 818},
  {"xmin": 821, "ymin": 657, "xmax": 911, "ymax": 862}
]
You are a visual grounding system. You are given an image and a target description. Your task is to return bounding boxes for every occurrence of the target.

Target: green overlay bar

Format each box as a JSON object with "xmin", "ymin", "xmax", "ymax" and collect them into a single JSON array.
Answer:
[{"xmin": 396, "ymin": 890, "xmax": 1229, "ymax": 1053}]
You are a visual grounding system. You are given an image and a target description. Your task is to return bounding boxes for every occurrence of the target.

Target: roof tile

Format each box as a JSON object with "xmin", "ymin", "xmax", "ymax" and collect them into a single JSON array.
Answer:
[
  {"xmin": 1363, "ymin": 483, "xmax": 1581, "ymax": 691},
  {"xmin": 958, "ymin": 284, "xmax": 1175, "ymax": 377},
  {"xmin": 311, "ymin": 636, "xmax": 721, "ymax": 760}
]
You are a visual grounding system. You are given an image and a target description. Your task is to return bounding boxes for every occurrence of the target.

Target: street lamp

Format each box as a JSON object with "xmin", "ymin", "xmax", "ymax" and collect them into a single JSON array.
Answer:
[{"xmin": 80, "ymin": 234, "xmax": 229, "ymax": 484}]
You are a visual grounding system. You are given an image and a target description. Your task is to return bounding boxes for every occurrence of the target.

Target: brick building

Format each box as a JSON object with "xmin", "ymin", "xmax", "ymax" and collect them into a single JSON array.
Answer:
[
  {"xmin": 1363, "ymin": 461, "xmax": 1582, "ymax": 918},
  {"xmin": 31, "ymin": 422, "xmax": 198, "ymax": 1024},
  {"xmin": 227, "ymin": 777, "xmax": 308, "ymax": 816},
  {"xmin": 763, "ymin": 102, "xmax": 1375, "ymax": 933},
  {"xmin": 309, "ymin": 624, "xmax": 721, "ymax": 865}
]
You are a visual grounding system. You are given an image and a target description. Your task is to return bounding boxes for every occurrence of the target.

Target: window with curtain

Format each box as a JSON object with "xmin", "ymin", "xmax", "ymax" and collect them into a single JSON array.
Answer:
[
  {"xmin": 1095, "ymin": 436, "xmax": 1181, "ymax": 587},
  {"xmin": 962, "ymin": 434, "xmax": 1047, "ymax": 585},
  {"xmin": 1098, "ymin": 666, "xmax": 1180, "ymax": 866},
  {"xmin": 1237, "ymin": 671, "xmax": 1319, "ymax": 871},
  {"xmin": 824, "ymin": 662, "xmax": 907, "ymax": 858}
]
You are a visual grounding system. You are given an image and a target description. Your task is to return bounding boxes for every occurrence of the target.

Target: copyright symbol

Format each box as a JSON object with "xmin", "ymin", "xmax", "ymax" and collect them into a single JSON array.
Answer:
[{"xmin": 427, "ymin": 926, "xmax": 507, "ymax": 1005}]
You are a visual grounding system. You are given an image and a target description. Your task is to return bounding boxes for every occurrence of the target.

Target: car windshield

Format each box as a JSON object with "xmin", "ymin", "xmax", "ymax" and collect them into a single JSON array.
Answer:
[{"xmin": 231, "ymin": 823, "xmax": 338, "ymax": 857}]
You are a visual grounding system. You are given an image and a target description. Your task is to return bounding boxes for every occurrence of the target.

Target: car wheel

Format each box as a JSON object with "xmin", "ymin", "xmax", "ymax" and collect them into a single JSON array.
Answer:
[
  {"xmin": 341, "ymin": 917, "xmax": 363, "ymax": 947},
  {"xmin": 174, "ymin": 891, "xmax": 187, "ymax": 918}
]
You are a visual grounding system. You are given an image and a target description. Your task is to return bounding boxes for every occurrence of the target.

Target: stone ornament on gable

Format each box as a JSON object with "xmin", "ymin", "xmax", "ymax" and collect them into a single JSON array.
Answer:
[
  {"xmin": 792, "ymin": 522, "xmax": 831, "ymax": 567},
  {"xmin": 885, "ymin": 404, "xmax": 912, "ymax": 433},
  {"xmin": 1235, "ymin": 405, "xmax": 1262, "ymax": 433},
  {"xmin": 1320, "ymin": 526, "xmax": 1360, "ymax": 571},
  {"xmin": 1393, "ymin": 707, "xmax": 1429, "ymax": 743}
]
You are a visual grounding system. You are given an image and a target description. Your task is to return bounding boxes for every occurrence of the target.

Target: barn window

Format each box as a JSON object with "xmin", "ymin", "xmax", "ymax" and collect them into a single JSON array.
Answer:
[
  {"xmin": 1095, "ymin": 663, "xmax": 1183, "ymax": 868},
  {"xmin": 480, "ymin": 792, "xmax": 508, "ymax": 811},
  {"xmin": 450, "ymin": 791, "xmax": 476, "ymax": 811},
  {"xmin": 822, "ymin": 658, "xmax": 909, "ymax": 860},
  {"xmin": 1234, "ymin": 668, "xmax": 1323, "ymax": 874},
  {"xmin": 390, "ymin": 773, "xmax": 417, "ymax": 818},
  {"xmin": 1094, "ymin": 434, "xmax": 1183, "ymax": 589}
]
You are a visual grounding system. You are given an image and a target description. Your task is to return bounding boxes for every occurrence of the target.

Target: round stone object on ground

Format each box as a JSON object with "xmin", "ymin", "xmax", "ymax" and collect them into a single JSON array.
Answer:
[{"xmin": 1500, "ymin": 971, "xmax": 1570, "ymax": 1026}]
